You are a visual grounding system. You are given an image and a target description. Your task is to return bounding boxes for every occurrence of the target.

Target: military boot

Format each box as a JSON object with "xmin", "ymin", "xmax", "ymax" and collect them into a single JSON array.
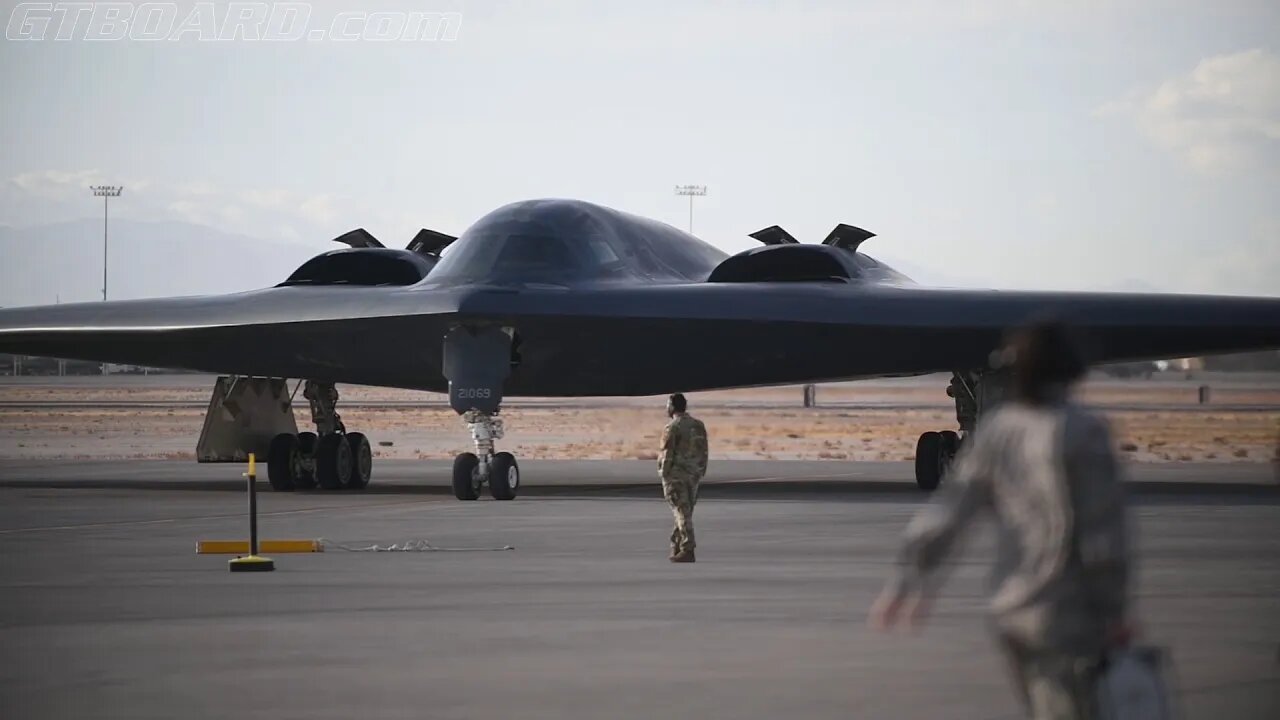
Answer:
[{"xmin": 670, "ymin": 550, "xmax": 696, "ymax": 563}]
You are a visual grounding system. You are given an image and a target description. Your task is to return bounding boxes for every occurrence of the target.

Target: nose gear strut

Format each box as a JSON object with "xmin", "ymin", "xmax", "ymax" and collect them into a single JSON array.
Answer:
[{"xmin": 443, "ymin": 325, "xmax": 521, "ymax": 501}]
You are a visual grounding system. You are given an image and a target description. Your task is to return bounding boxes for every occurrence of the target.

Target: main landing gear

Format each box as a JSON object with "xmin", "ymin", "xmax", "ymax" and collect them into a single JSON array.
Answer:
[
  {"xmin": 267, "ymin": 380, "xmax": 373, "ymax": 492},
  {"xmin": 914, "ymin": 429, "xmax": 961, "ymax": 492},
  {"xmin": 914, "ymin": 371, "xmax": 1006, "ymax": 492}
]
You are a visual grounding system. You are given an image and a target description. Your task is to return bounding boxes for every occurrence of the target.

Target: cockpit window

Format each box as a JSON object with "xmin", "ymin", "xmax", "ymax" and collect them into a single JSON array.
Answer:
[
  {"xmin": 496, "ymin": 233, "xmax": 575, "ymax": 272},
  {"xmin": 429, "ymin": 219, "xmax": 591, "ymax": 284},
  {"xmin": 585, "ymin": 236, "xmax": 620, "ymax": 264}
]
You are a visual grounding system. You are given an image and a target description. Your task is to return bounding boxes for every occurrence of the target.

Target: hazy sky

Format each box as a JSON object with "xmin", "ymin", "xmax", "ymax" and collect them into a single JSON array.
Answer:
[{"xmin": 2, "ymin": 0, "xmax": 1278, "ymax": 295}]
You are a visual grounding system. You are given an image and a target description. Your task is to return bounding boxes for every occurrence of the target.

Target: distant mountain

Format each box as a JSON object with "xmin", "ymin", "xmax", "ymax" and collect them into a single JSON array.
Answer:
[{"xmin": 0, "ymin": 220, "xmax": 324, "ymax": 307}]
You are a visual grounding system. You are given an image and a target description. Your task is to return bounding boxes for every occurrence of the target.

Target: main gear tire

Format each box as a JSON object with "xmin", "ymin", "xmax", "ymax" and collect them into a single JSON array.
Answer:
[
  {"xmin": 267, "ymin": 433, "xmax": 298, "ymax": 492},
  {"xmin": 939, "ymin": 430, "xmax": 961, "ymax": 456},
  {"xmin": 316, "ymin": 434, "xmax": 353, "ymax": 490},
  {"xmin": 294, "ymin": 431, "xmax": 319, "ymax": 489},
  {"xmin": 488, "ymin": 452, "xmax": 519, "ymax": 500},
  {"xmin": 939, "ymin": 430, "xmax": 961, "ymax": 477},
  {"xmin": 915, "ymin": 431, "xmax": 944, "ymax": 492},
  {"xmin": 346, "ymin": 432, "xmax": 372, "ymax": 490}
]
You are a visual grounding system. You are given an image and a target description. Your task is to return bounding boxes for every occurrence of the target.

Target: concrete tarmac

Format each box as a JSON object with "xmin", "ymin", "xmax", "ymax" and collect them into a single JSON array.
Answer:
[{"xmin": 0, "ymin": 459, "xmax": 1277, "ymax": 719}]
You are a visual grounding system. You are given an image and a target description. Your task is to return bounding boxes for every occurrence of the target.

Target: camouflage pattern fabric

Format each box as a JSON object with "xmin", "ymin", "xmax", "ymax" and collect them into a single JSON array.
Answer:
[
  {"xmin": 660, "ymin": 413, "xmax": 708, "ymax": 478},
  {"xmin": 885, "ymin": 399, "xmax": 1129, "ymax": 717},
  {"xmin": 663, "ymin": 477, "xmax": 697, "ymax": 555},
  {"xmin": 888, "ymin": 401, "xmax": 1129, "ymax": 654},
  {"xmin": 659, "ymin": 413, "xmax": 708, "ymax": 555},
  {"xmin": 1002, "ymin": 637, "xmax": 1100, "ymax": 720}
]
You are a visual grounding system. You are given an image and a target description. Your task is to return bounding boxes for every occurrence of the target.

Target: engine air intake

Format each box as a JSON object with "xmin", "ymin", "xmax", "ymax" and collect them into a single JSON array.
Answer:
[{"xmin": 707, "ymin": 245, "xmax": 856, "ymax": 284}]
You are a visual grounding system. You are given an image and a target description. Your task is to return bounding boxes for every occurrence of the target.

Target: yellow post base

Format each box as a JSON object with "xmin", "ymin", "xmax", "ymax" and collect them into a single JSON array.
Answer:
[
  {"xmin": 198, "ymin": 540, "xmax": 322, "ymax": 554},
  {"xmin": 228, "ymin": 555, "xmax": 275, "ymax": 572}
]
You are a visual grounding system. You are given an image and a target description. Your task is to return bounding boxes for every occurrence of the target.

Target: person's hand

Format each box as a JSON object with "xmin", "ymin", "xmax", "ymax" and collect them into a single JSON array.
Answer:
[{"xmin": 868, "ymin": 586, "xmax": 930, "ymax": 631}]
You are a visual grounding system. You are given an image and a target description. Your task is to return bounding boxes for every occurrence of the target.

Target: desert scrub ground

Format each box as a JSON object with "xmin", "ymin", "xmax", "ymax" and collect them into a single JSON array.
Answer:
[{"xmin": 1, "ymin": 404, "xmax": 1275, "ymax": 463}]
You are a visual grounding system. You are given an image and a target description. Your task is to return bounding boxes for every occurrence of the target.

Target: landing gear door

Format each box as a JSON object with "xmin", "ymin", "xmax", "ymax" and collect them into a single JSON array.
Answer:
[
  {"xmin": 196, "ymin": 376, "xmax": 299, "ymax": 462},
  {"xmin": 442, "ymin": 325, "xmax": 512, "ymax": 415}
]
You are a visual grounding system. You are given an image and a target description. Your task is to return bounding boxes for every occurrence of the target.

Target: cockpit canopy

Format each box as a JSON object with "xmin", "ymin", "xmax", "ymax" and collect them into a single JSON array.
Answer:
[{"xmin": 424, "ymin": 199, "xmax": 727, "ymax": 286}]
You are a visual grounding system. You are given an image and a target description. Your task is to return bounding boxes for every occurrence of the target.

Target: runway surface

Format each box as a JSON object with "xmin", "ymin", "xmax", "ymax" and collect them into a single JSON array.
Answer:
[{"xmin": 1, "ymin": 459, "xmax": 1277, "ymax": 719}]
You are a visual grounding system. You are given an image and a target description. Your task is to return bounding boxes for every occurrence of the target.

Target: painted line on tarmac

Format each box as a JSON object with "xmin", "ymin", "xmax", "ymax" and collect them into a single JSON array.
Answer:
[
  {"xmin": 0, "ymin": 498, "xmax": 450, "ymax": 535},
  {"xmin": 567, "ymin": 471, "xmax": 866, "ymax": 498}
]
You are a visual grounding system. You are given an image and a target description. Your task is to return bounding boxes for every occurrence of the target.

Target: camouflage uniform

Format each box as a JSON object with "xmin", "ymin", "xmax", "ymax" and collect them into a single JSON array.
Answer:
[
  {"xmin": 885, "ymin": 398, "xmax": 1130, "ymax": 720},
  {"xmin": 659, "ymin": 412, "xmax": 708, "ymax": 557}
]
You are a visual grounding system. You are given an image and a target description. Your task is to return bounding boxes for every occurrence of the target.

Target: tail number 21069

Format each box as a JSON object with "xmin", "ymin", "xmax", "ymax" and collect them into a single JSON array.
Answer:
[{"xmin": 455, "ymin": 388, "xmax": 492, "ymax": 399}]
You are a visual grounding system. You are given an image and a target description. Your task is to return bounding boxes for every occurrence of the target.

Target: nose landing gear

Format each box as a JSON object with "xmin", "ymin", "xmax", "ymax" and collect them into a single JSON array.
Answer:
[
  {"xmin": 451, "ymin": 411, "xmax": 520, "ymax": 501},
  {"xmin": 444, "ymin": 325, "xmax": 522, "ymax": 501}
]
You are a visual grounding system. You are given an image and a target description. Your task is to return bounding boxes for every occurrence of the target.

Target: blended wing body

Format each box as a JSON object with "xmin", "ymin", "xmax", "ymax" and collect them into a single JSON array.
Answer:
[
  {"xmin": 0, "ymin": 287, "xmax": 466, "ymax": 390},
  {"xmin": 1, "ymin": 198, "xmax": 1278, "ymax": 395}
]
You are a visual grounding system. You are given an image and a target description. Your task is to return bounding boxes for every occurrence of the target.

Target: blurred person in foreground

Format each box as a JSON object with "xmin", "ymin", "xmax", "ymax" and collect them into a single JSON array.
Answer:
[{"xmin": 869, "ymin": 320, "xmax": 1132, "ymax": 720}]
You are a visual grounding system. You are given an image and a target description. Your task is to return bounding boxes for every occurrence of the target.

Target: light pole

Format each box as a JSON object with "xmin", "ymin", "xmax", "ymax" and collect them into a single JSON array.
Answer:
[
  {"xmin": 55, "ymin": 295, "xmax": 65, "ymax": 376},
  {"xmin": 674, "ymin": 184, "xmax": 707, "ymax": 235},
  {"xmin": 90, "ymin": 185, "xmax": 123, "ymax": 302},
  {"xmin": 91, "ymin": 185, "xmax": 122, "ymax": 375}
]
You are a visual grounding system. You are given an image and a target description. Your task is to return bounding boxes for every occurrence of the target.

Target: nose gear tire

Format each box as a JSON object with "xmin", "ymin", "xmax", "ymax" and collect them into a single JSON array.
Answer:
[
  {"xmin": 453, "ymin": 452, "xmax": 480, "ymax": 500},
  {"xmin": 489, "ymin": 452, "xmax": 519, "ymax": 500}
]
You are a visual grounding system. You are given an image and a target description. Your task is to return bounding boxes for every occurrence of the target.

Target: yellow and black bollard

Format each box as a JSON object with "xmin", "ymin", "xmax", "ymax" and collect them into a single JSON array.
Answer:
[{"xmin": 228, "ymin": 453, "xmax": 275, "ymax": 573}]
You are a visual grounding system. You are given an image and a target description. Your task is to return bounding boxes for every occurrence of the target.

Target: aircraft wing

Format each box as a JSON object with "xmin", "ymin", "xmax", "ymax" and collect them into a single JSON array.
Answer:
[
  {"xmin": 5, "ymin": 281, "xmax": 1274, "ymax": 396},
  {"xmin": 0, "ymin": 286, "xmax": 469, "ymax": 390}
]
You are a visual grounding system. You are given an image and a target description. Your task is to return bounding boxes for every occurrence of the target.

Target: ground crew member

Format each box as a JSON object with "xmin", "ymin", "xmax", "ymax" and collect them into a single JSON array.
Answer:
[
  {"xmin": 659, "ymin": 393, "xmax": 708, "ymax": 563},
  {"xmin": 870, "ymin": 320, "xmax": 1132, "ymax": 720}
]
